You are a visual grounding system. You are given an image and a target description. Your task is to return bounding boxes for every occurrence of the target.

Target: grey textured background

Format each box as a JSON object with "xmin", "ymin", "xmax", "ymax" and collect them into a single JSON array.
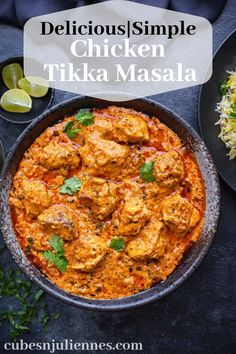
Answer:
[{"xmin": 0, "ymin": 1, "xmax": 236, "ymax": 353}]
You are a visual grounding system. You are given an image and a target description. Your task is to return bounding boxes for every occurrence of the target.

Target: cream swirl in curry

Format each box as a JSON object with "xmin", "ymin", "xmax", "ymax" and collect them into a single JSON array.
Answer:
[{"xmin": 10, "ymin": 106, "xmax": 205, "ymax": 299}]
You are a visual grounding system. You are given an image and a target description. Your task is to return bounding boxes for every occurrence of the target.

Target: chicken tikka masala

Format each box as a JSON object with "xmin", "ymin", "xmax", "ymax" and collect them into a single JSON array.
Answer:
[{"xmin": 10, "ymin": 106, "xmax": 205, "ymax": 299}]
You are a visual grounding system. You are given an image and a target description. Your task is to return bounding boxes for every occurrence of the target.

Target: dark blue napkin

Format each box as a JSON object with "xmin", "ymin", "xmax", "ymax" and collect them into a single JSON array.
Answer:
[
  {"xmin": 0, "ymin": 0, "xmax": 227, "ymax": 28},
  {"xmin": 170, "ymin": 0, "xmax": 226, "ymax": 23}
]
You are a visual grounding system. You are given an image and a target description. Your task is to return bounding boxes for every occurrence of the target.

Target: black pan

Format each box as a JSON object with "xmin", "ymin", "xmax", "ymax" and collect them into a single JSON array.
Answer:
[
  {"xmin": 0, "ymin": 96, "xmax": 220, "ymax": 311},
  {"xmin": 198, "ymin": 29, "xmax": 236, "ymax": 191},
  {"xmin": 0, "ymin": 138, "xmax": 5, "ymax": 174}
]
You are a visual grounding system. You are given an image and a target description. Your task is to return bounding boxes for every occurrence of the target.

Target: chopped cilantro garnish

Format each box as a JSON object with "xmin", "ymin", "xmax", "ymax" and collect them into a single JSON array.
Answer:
[
  {"xmin": 139, "ymin": 161, "xmax": 156, "ymax": 182},
  {"xmin": 63, "ymin": 120, "xmax": 81, "ymax": 139},
  {"xmin": 109, "ymin": 237, "xmax": 125, "ymax": 252},
  {"xmin": 42, "ymin": 235, "xmax": 68, "ymax": 273},
  {"xmin": 229, "ymin": 104, "xmax": 236, "ymax": 119},
  {"xmin": 0, "ymin": 245, "xmax": 60, "ymax": 341},
  {"xmin": 60, "ymin": 177, "xmax": 82, "ymax": 195},
  {"xmin": 52, "ymin": 312, "xmax": 61, "ymax": 320},
  {"xmin": 75, "ymin": 109, "xmax": 94, "ymax": 126},
  {"xmin": 34, "ymin": 289, "xmax": 44, "ymax": 302},
  {"xmin": 42, "ymin": 304, "xmax": 50, "ymax": 330},
  {"xmin": 220, "ymin": 80, "xmax": 228, "ymax": 95}
]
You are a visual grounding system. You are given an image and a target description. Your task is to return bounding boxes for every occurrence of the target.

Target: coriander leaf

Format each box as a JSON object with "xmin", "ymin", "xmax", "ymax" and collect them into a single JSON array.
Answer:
[
  {"xmin": 75, "ymin": 109, "xmax": 94, "ymax": 126},
  {"xmin": 53, "ymin": 256, "xmax": 68, "ymax": 274},
  {"xmin": 220, "ymin": 80, "xmax": 228, "ymax": 95},
  {"xmin": 231, "ymin": 104, "xmax": 236, "ymax": 111},
  {"xmin": 67, "ymin": 129, "xmax": 81, "ymax": 139},
  {"xmin": 229, "ymin": 113, "xmax": 236, "ymax": 119},
  {"xmin": 60, "ymin": 177, "xmax": 82, "ymax": 195},
  {"xmin": 63, "ymin": 121, "xmax": 81, "ymax": 139},
  {"xmin": 229, "ymin": 104, "xmax": 236, "ymax": 119},
  {"xmin": 53, "ymin": 312, "xmax": 61, "ymax": 320},
  {"xmin": 34, "ymin": 289, "xmax": 44, "ymax": 302},
  {"xmin": 42, "ymin": 250, "xmax": 57, "ymax": 263},
  {"xmin": 42, "ymin": 304, "xmax": 50, "ymax": 330},
  {"xmin": 139, "ymin": 161, "xmax": 156, "ymax": 182},
  {"xmin": 42, "ymin": 236, "xmax": 68, "ymax": 273},
  {"xmin": 64, "ymin": 120, "xmax": 74, "ymax": 131},
  {"xmin": 42, "ymin": 251, "xmax": 68, "ymax": 273},
  {"xmin": 49, "ymin": 235, "xmax": 64, "ymax": 254},
  {"xmin": 109, "ymin": 237, "xmax": 125, "ymax": 252},
  {"xmin": 14, "ymin": 323, "xmax": 29, "ymax": 331}
]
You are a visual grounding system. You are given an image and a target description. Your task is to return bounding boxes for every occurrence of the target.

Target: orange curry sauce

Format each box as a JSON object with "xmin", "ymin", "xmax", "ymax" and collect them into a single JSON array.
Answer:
[{"xmin": 10, "ymin": 106, "xmax": 205, "ymax": 299}]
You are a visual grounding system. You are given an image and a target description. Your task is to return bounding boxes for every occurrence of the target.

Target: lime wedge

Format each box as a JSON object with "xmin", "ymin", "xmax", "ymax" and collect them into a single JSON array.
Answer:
[
  {"xmin": 2, "ymin": 63, "xmax": 23, "ymax": 89},
  {"xmin": 1, "ymin": 89, "xmax": 32, "ymax": 113},
  {"xmin": 18, "ymin": 76, "xmax": 49, "ymax": 98}
]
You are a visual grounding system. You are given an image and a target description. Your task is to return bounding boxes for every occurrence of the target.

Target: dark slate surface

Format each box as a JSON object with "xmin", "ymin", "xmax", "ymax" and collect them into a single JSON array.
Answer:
[{"xmin": 0, "ymin": 1, "xmax": 236, "ymax": 353}]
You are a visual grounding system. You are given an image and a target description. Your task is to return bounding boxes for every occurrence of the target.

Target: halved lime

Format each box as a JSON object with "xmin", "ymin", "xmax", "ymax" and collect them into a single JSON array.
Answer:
[
  {"xmin": 18, "ymin": 76, "xmax": 49, "ymax": 98},
  {"xmin": 0, "ymin": 89, "xmax": 32, "ymax": 113},
  {"xmin": 2, "ymin": 63, "xmax": 23, "ymax": 89}
]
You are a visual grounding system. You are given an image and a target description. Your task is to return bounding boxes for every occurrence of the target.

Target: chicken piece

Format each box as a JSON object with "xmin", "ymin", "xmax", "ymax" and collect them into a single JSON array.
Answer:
[
  {"xmin": 127, "ymin": 219, "xmax": 167, "ymax": 260},
  {"xmin": 72, "ymin": 232, "xmax": 107, "ymax": 272},
  {"xmin": 106, "ymin": 106, "xmax": 149, "ymax": 143},
  {"xmin": 161, "ymin": 194, "xmax": 200, "ymax": 236},
  {"xmin": 153, "ymin": 150, "xmax": 185, "ymax": 188},
  {"xmin": 113, "ymin": 115, "xmax": 149, "ymax": 143},
  {"xmin": 21, "ymin": 180, "xmax": 51, "ymax": 217},
  {"xmin": 39, "ymin": 140, "xmax": 80, "ymax": 169},
  {"xmin": 144, "ymin": 182, "xmax": 182, "ymax": 212},
  {"xmin": 144, "ymin": 151, "xmax": 184, "ymax": 206},
  {"xmin": 38, "ymin": 204, "xmax": 78, "ymax": 240},
  {"xmin": 118, "ymin": 196, "xmax": 150, "ymax": 236},
  {"xmin": 86, "ymin": 108, "xmax": 149, "ymax": 144},
  {"xmin": 80, "ymin": 132, "xmax": 130, "ymax": 178},
  {"xmin": 83, "ymin": 115, "xmax": 114, "ymax": 140},
  {"xmin": 184, "ymin": 154, "xmax": 205, "ymax": 209},
  {"xmin": 79, "ymin": 177, "xmax": 120, "ymax": 220},
  {"xmin": 148, "ymin": 118, "xmax": 182, "ymax": 151}
]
